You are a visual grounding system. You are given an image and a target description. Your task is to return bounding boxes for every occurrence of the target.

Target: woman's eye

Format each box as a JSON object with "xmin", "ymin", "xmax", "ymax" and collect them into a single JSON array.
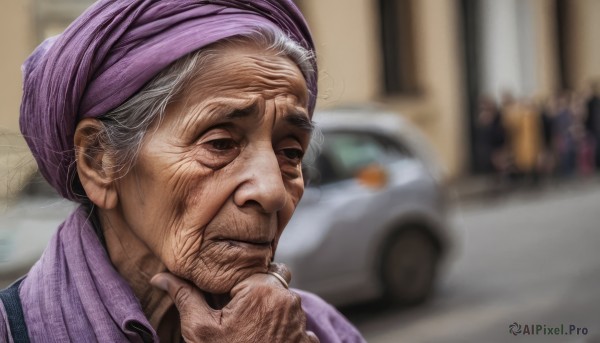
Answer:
[
  {"xmin": 208, "ymin": 138, "xmax": 237, "ymax": 151},
  {"xmin": 283, "ymin": 148, "xmax": 304, "ymax": 161},
  {"xmin": 197, "ymin": 134, "xmax": 241, "ymax": 170}
]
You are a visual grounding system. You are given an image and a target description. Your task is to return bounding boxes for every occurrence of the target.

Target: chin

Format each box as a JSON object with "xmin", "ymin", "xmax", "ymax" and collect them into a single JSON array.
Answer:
[{"xmin": 177, "ymin": 247, "xmax": 272, "ymax": 294}]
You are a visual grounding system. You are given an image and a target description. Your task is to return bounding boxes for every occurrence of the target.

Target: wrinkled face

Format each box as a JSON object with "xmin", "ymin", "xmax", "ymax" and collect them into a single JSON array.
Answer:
[{"xmin": 114, "ymin": 42, "xmax": 311, "ymax": 294}]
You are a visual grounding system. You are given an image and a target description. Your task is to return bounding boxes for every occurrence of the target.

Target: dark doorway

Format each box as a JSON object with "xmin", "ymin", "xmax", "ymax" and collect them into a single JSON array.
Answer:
[
  {"xmin": 459, "ymin": 0, "xmax": 482, "ymax": 173},
  {"xmin": 378, "ymin": 0, "xmax": 420, "ymax": 96},
  {"xmin": 555, "ymin": 0, "xmax": 571, "ymax": 90}
]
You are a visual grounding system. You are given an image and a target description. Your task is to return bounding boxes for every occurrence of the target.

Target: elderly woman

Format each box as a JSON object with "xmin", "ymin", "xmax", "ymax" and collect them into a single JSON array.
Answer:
[{"xmin": 0, "ymin": 1, "xmax": 366, "ymax": 342}]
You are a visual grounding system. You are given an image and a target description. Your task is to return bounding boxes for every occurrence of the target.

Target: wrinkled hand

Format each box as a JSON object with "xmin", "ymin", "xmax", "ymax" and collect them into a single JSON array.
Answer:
[{"xmin": 151, "ymin": 264, "xmax": 319, "ymax": 343}]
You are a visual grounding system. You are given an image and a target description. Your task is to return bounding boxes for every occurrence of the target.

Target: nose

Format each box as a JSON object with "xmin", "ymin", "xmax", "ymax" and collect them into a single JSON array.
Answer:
[{"xmin": 233, "ymin": 146, "xmax": 287, "ymax": 214}]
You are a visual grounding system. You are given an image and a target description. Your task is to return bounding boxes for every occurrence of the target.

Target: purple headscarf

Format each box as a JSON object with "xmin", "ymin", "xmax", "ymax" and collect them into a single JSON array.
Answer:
[{"xmin": 19, "ymin": 0, "xmax": 317, "ymax": 201}]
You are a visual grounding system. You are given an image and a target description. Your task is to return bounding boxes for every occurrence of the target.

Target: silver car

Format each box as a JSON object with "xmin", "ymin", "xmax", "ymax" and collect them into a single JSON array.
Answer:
[{"xmin": 276, "ymin": 109, "xmax": 452, "ymax": 307}]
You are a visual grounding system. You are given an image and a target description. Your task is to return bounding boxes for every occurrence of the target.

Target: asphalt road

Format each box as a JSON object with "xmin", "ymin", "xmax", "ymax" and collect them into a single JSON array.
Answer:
[{"xmin": 342, "ymin": 180, "xmax": 600, "ymax": 343}]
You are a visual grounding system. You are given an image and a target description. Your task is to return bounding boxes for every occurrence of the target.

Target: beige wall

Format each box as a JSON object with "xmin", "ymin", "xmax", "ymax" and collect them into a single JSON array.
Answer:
[
  {"xmin": 532, "ymin": 0, "xmax": 559, "ymax": 98},
  {"xmin": 0, "ymin": 0, "xmax": 37, "ymax": 200},
  {"xmin": 301, "ymin": 0, "xmax": 379, "ymax": 106},
  {"xmin": 0, "ymin": 1, "xmax": 33, "ymax": 133},
  {"xmin": 397, "ymin": 0, "xmax": 465, "ymax": 179},
  {"xmin": 568, "ymin": 0, "xmax": 600, "ymax": 89}
]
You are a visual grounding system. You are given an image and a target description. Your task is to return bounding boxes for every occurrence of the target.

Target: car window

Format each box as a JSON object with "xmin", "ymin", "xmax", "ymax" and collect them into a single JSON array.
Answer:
[
  {"xmin": 371, "ymin": 133, "xmax": 413, "ymax": 158},
  {"xmin": 326, "ymin": 133, "xmax": 386, "ymax": 173},
  {"xmin": 303, "ymin": 130, "xmax": 408, "ymax": 186}
]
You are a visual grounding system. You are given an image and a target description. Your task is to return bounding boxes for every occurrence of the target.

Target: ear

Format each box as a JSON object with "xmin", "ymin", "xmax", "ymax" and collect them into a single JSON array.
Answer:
[{"xmin": 74, "ymin": 118, "xmax": 118, "ymax": 209}]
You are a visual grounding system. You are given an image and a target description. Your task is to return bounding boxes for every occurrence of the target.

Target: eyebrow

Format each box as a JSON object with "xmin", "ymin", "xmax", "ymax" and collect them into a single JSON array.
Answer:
[
  {"xmin": 222, "ymin": 102, "xmax": 314, "ymax": 133},
  {"xmin": 224, "ymin": 103, "xmax": 258, "ymax": 120},
  {"xmin": 285, "ymin": 111, "xmax": 314, "ymax": 133}
]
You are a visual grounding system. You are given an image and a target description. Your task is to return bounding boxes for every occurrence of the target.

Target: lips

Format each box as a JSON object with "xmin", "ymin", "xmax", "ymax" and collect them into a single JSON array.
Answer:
[{"xmin": 205, "ymin": 221, "xmax": 278, "ymax": 254}]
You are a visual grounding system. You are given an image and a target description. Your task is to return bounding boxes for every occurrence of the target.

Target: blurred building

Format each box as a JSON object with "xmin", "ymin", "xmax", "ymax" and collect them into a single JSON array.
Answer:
[
  {"xmin": 1, "ymin": 0, "xmax": 600, "ymax": 198},
  {"xmin": 0, "ymin": 0, "xmax": 94, "ymax": 200},
  {"xmin": 298, "ymin": 0, "xmax": 600, "ymax": 178}
]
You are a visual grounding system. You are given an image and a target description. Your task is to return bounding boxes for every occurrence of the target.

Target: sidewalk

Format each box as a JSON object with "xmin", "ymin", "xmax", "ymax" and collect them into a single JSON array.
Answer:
[{"xmin": 448, "ymin": 173, "xmax": 600, "ymax": 204}]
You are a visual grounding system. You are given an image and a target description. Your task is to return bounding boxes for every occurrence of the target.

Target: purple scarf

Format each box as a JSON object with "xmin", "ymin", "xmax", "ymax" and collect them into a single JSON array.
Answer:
[
  {"xmin": 20, "ymin": 207, "xmax": 156, "ymax": 342},
  {"xmin": 0, "ymin": 207, "xmax": 365, "ymax": 342},
  {"xmin": 19, "ymin": 0, "xmax": 317, "ymax": 201}
]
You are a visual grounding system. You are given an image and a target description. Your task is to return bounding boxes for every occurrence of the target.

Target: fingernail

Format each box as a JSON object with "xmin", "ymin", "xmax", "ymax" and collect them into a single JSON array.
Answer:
[{"xmin": 150, "ymin": 273, "xmax": 168, "ymax": 291}]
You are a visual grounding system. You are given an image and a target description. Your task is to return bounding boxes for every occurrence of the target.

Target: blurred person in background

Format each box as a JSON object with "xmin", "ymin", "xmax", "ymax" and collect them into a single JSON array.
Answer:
[
  {"xmin": 538, "ymin": 97, "xmax": 558, "ymax": 179},
  {"xmin": 475, "ymin": 96, "xmax": 496, "ymax": 173},
  {"xmin": 552, "ymin": 91, "xmax": 578, "ymax": 177},
  {"xmin": 571, "ymin": 91, "xmax": 594, "ymax": 176},
  {"xmin": 0, "ymin": 1, "xmax": 366, "ymax": 342},
  {"xmin": 475, "ymin": 95, "xmax": 508, "ymax": 179},
  {"xmin": 502, "ymin": 94, "xmax": 542, "ymax": 184}
]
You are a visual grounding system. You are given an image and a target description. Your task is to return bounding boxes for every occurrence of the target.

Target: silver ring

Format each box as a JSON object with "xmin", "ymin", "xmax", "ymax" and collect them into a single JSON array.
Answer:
[{"xmin": 268, "ymin": 271, "xmax": 289, "ymax": 289}]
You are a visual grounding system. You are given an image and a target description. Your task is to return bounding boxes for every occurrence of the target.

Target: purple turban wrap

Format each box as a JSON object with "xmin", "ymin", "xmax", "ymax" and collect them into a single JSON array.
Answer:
[{"xmin": 19, "ymin": 0, "xmax": 317, "ymax": 201}]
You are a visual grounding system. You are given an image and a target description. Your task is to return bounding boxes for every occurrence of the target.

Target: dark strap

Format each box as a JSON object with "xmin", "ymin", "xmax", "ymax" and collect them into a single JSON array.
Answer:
[{"xmin": 0, "ymin": 278, "xmax": 30, "ymax": 343}]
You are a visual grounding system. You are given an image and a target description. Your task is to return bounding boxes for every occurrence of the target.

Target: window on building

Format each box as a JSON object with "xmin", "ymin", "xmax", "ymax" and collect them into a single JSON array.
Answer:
[
  {"xmin": 378, "ymin": 0, "xmax": 420, "ymax": 96},
  {"xmin": 555, "ymin": 0, "xmax": 573, "ymax": 90}
]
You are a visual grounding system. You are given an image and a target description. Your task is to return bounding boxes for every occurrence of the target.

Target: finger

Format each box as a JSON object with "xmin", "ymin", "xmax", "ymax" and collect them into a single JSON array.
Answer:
[
  {"xmin": 226, "ymin": 264, "xmax": 294, "ymax": 310},
  {"xmin": 268, "ymin": 262, "xmax": 292, "ymax": 284},
  {"xmin": 307, "ymin": 331, "xmax": 320, "ymax": 343},
  {"xmin": 228, "ymin": 270, "xmax": 292, "ymax": 301},
  {"xmin": 226, "ymin": 272, "xmax": 294, "ymax": 311},
  {"xmin": 150, "ymin": 272, "xmax": 216, "ymax": 320},
  {"xmin": 222, "ymin": 273, "xmax": 308, "ymax": 340},
  {"xmin": 151, "ymin": 273, "xmax": 226, "ymax": 341}
]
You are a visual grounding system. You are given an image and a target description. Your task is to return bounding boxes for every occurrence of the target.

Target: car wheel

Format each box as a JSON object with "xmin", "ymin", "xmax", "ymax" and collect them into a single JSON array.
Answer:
[{"xmin": 381, "ymin": 228, "xmax": 439, "ymax": 305}]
